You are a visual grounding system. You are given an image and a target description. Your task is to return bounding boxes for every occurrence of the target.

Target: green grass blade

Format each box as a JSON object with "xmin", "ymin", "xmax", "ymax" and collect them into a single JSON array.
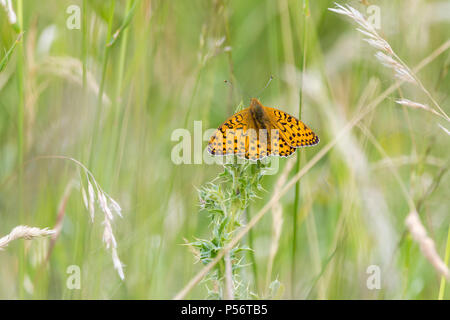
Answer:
[{"xmin": 0, "ymin": 32, "xmax": 23, "ymax": 73}]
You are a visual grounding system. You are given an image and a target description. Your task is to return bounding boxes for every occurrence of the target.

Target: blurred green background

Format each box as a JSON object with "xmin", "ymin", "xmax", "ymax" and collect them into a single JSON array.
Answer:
[{"xmin": 0, "ymin": 0, "xmax": 449, "ymax": 299}]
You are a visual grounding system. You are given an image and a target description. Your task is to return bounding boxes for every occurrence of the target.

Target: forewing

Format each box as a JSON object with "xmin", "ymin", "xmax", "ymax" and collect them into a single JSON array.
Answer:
[
  {"xmin": 264, "ymin": 106, "xmax": 319, "ymax": 148},
  {"xmin": 207, "ymin": 109, "xmax": 251, "ymax": 156}
]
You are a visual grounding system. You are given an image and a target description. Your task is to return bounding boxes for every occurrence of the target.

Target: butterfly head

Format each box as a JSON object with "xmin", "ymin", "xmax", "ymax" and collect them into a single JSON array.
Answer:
[
  {"xmin": 249, "ymin": 98, "xmax": 266, "ymax": 123},
  {"xmin": 250, "ymin": 97, "xmax": 263, "ymax": 110}
]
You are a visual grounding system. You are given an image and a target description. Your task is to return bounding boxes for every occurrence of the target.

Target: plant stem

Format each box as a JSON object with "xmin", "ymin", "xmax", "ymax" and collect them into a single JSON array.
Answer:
[
  {"xmin": 16, "ymin": 0, "xmax": 24, "ymax": 175},
  {"xmin": 222, "ymin": 0, "xmax": 237, "ymax": 113},
  {"xmin": 15, "ymin": 0, "xmax": 25, "ymax": 299},
  {"xmin": 438, "ymin": 225, "xmax": 450, "ymax": 299},
  {"xmin": 245, "ymin": 206, "xmax": 259, "ymax": 293},
  {"xmin": 224, "ymin": 252, "xmax": 234, "ymax": 299},
  {"xmin": 393, "ymin": 52, "xmax": 450, "ymax": 121},
  {"xmin": 81, "ymin": 0, "xmax": 89, "ymax": 170},
  {"xmin": 88, "ymin": 0, "xmax": 116, "ymax": 169},
  {"xmin": 110, "ymin": 0, "xmax": 133, "ymax": 185},
  {"xmin": 291, "ymin": 0, "xmax": 308, "ymax": 298},
  {"xmin": 183, "ymin": 67, "xmax": 203, "ymax": 129},
  {"xmin": 82, "ymin": 0, "xmax": 88, "ymax": 93}
]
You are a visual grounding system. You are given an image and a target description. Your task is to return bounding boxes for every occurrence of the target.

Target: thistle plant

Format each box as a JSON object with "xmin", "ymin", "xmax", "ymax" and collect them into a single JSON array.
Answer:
[{"xmin": 190, "ymin": 160, "xmax": 270, "ymax": 299}]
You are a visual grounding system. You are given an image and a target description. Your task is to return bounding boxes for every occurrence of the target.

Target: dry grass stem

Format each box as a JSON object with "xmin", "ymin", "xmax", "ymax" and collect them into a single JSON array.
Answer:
[
  {"xmin": 45, "ymin": 180, "xmax": 75, "ymax": 263},
  {"xmin": 374, "ymin": 52, "xmax": 415, "ymax": 83},
  {"xmin": 36, "ymin": 155, "xmax": 125, "ymax": 280},
  {"xmin": 359, "ymin": 124, "xmax": 416, "ymax": 212},
  {"xmin": 80, "ymin": 165, "xmax": 125, "ymax": 280},
  {"xmin": 372, "ymin": 155, "xmax": 445, "ymax": 169},
  {"xmin": 40, "ymin": 56, "xmax": 111, "ymax": 105},
  {"xmin": 438, "ymin": 124, "xmax": 450, "ymax": 136},
  {"xmin": 362, "ymin": 121, "xmax": 450, "ymax": 284},
  {"xmin": 395, "ymin": 99, "xmax": 443, "ymax": 119},
  {"xmin": 406, "ymin": 211, "xmax": 450, "ymax": 281},
  {"xmin": 0, "ymin": 226, "xmax": 55, "ymax": 250},
  {"xmin": 330, "ymin": 3, "xmax": 450, "ymax": 121},
  {"xmin": 329, "ymin": 3, "xmax": 414, "ymax": 84},
  {"xmin": 266, "ymin": 157, "xmax": 295, "ymax": 288},
  {"xmin": 224, "ymin": 252, "xmax": 234, "ymax": 300}
]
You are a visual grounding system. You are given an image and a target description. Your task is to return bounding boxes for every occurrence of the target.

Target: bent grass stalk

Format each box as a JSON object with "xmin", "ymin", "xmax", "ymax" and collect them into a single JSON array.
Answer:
[
  {"xmin": 329, "ymin": 3, "xmax": 449, "ymax": 122},
  {"xmin": 34, "ymin": 155, "xmax": 125, "ymax": 280},
  {"xmin": 358, "ymin": 125, "xmax": 449, "ymax": 287},
  {"xmin": 267, "ymin": 157, "xmax": 295, "ymax": 292},
  {"xmin": 360, "ymin": 122, "xmax": 450, "ymax": 287},
  {"xmin": 173, "ymin": 40, "xmax": 450, "ymax": 300},
  {"xmin": 0, "ymin": 226, "xmax": 55, "ymax": 250}
]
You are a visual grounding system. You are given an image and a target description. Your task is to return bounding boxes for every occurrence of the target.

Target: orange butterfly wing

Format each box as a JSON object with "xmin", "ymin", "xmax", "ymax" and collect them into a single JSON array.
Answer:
[
  {"xmin": 207, "ymin": 109, "xmax": 251, "ymax": 157},
  {"xmin": 263, "ymin": 106, "xmax": 320, "ymax": 148},
  {"xmin": 207, "ymin": 108, "xmax": 273, "ymax": 160},
  {"xmin": 207, "ymin": 102, "xmax": 319, "ymax": 160},
  {"xmin": 263, "ymin": 127, "xmax": 296, "ymax": 158}
]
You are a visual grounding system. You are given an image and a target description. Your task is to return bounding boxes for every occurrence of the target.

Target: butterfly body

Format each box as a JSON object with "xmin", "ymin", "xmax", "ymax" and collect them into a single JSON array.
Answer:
[
  {"xmin": 249, "ymin": 99, "xmax": 269, "ymax": 129},
  {"xmin": 208, "ymin": 98, "xmax": 319, "ymax": 160}
]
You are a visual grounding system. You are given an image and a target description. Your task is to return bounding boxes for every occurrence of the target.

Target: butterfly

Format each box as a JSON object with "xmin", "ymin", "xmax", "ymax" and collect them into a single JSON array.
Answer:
[{"xmin": 207, "ymin": 98, "xmax": 319, "ymax": 161}]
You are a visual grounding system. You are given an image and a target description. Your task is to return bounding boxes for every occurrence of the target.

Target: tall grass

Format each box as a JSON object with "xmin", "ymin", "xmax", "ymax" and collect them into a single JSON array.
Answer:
[
  {"xmin": 88, "ymin": 0, "xmax": 115, "ymax": 170},
  {"xmin": 292, "ymin": 0, "xmax": 309, "ymax": 298},
  {"xmin": 439, "ymin": 226, "xmax": 450, "ymax": 299}
]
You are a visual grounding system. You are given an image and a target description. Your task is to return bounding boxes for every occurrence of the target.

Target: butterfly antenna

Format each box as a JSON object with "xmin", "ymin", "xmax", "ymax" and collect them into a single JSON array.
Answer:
[
  {"xmin": 224, "ymin": 79, "xmax": 245, "ymax": 101},
  {"xmin": 256, "ymin": 75, "xmax": 274, "ymax": 98}
]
